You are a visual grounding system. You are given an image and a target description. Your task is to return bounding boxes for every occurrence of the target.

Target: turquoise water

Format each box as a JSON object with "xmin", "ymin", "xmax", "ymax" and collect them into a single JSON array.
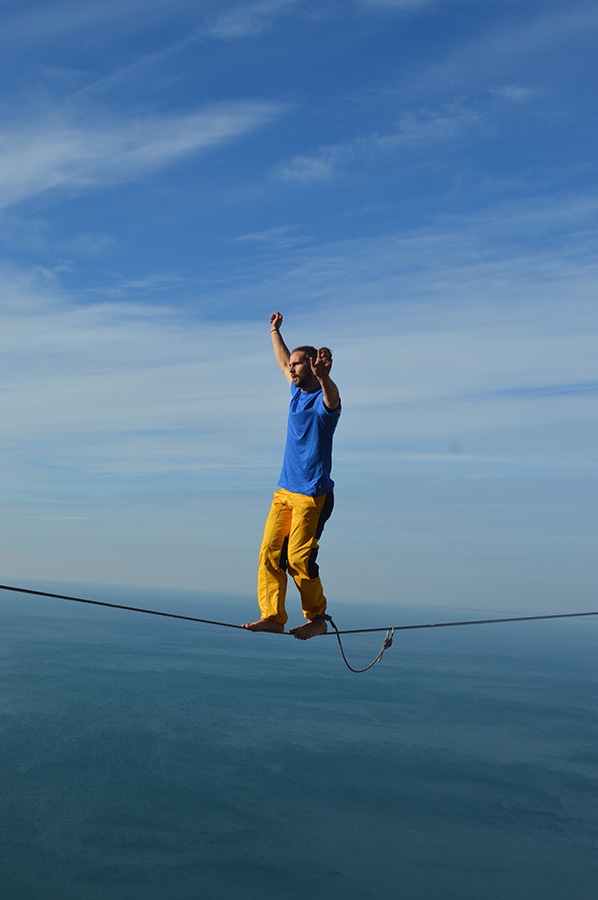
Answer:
[{"xmin": 1, "ymin": 583, "xmax": 597, "ymax": 900}]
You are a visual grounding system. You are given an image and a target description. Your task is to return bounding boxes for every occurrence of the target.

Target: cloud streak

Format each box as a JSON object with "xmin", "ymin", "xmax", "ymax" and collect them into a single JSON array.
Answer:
[
  {"xmin": 0, "ymin": 0, "xmax": 206, "ymax": 47},
  {"xmin": 359, "ymin": 0, "xmax": 436, "ymax": 9},
  {"xmin": 205, "ymin": 0, "xmax": 299, "ymax": 39},
  {"xmin": 0, "ymin": 101, "xmax": 284, "ymax": 208},
  {"xmin": 273, "ymin": 101, "xmax": 490, "ymax": 183}
]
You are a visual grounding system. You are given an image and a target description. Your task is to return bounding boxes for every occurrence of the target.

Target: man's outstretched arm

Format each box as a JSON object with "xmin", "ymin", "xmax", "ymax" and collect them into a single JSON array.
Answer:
[{"xmin": 270, "ymin": 311, "xmax": 292, "ymax": 383}]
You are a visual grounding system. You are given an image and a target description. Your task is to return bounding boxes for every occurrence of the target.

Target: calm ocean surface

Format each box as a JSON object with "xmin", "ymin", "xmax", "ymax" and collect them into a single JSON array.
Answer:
[{"xmin": 1, "ymin": 582, "xmax": 597, "ymax": 900}]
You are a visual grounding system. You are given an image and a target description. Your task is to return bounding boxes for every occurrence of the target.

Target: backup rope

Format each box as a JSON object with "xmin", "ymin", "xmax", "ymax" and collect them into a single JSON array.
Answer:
[
  {"xmin": 1, "ymin": 582, "xmax": 597, "ymax": 673},
  {"xmin": 324, "ymin": 614, "xmax": 396, "ymax": 673}
]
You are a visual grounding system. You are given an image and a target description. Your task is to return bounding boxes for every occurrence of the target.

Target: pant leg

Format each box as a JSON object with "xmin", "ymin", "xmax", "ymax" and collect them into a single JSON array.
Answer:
[
  {"xmin": 257, "ymin": 490, "xmax": 293, "ymax": 624},
  {"xmin": 285, "ymin": 491, "xmax": 333, "ymax": 620}
]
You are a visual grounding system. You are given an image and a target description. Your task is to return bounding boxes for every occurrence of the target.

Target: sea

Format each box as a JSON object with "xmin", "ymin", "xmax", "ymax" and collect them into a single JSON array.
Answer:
[{"xmin": 1, "ymin": 581, "xmax": 597, "ymax": 900}]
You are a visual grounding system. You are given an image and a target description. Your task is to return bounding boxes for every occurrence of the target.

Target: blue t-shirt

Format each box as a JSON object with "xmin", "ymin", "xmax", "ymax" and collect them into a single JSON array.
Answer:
[{"xmin": 278, "ymin": 382, "xmax": 341, "ymax": 497}]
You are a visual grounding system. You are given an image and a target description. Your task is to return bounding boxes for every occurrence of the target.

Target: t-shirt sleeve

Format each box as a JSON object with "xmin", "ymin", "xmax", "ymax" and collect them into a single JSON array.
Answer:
[{"xmin": 323, "ymin": 398, "xmax": 341, "ymax": 414}]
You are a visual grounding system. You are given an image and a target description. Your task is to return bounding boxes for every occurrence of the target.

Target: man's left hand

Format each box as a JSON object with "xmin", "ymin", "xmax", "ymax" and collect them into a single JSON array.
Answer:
[{"xmin": 310, "ymin": 347, "xmax": 332, "ymax": 381}]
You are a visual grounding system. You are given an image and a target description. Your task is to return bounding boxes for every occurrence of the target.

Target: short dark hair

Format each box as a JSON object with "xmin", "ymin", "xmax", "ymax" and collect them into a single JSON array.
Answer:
[{"xmin": 291, "ymin": 345, "xmax": 318, "ymax": 362}]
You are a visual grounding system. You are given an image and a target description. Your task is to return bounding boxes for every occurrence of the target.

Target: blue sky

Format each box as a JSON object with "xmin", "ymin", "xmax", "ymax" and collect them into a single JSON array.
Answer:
[{"xmin": 0, "ymin": 0, "xmax": 596, "ymax": 615}]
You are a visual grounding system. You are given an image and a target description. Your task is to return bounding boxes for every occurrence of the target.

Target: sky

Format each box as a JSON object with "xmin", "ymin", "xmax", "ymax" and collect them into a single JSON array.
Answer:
[{"xmin": 0, "ymin": 0, "xmax": 596, "ymax": 615}]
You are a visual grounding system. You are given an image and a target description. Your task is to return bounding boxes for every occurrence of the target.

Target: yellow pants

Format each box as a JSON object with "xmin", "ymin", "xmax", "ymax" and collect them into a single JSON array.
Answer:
[{"xmin": 257, "ymin": 488, "xmax": 334, "ymax": 625}]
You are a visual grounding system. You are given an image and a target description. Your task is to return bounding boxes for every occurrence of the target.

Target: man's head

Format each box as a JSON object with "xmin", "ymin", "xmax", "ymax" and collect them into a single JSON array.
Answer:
[
  {"xmin": 289, "ymin": 346, "xmax": 333, "ymax": 390},
  {"xmin": 289, "ymin": 346, "xmax": 318, "ymax": 390}
]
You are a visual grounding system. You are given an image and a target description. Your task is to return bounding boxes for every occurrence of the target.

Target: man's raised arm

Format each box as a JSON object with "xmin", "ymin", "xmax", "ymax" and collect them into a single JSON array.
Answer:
[{"xmin": 270, "ymin": 311, "xmax": 292, "ymax": 383}]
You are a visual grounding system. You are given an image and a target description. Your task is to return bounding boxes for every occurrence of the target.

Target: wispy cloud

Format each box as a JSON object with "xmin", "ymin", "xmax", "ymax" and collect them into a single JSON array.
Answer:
[
  {"xmin": 489, "ymin": 84, "xmax": 535, "ymax": 102},
  {"xmin": 0, "ymin": 0, "xmax": 202, "ymax": 47},
  {"xmin": 359, "ymin": 0, "xmax": 436, "ymax": 9},
  {"xmin": 0, "ymin": 101, "xmax": 284, "ymax": 208},
  {"xmin": 400, "ymin": 3, "xmax": 598, "ymax": 102},
  {"xmin": 98, "ymin": 273, "xmax": 187, "ymax": 299},
  {"xmin": 205, "ymin": 0, "xmax": 299, "ymax": 40},
  {"xmin": 1, "ymin": 289, "xmax": 593, "ymax": 481},
  {"xmin": 273, "ymin": 103, "xmax": 484, "ymax": 182},
  {"xmin": 2, "ymin": 188, "xmax": 595, "ymax": 479},
  {"xmin": 235, "ymin": 225, "xmax": 311, "ymax": 248},
  {"xmin": 274, "ymin": 141, "xmax": 356, "ymax": 183}
]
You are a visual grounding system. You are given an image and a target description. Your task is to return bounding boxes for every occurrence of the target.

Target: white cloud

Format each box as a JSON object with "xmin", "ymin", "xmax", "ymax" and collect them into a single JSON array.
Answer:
[
  {"xmin": 1, "ymin": 188, "xmax": 596, "ymax": 484},
  {"xmin": 274, "ymin": 146, "xmax": 350, "ymax": 183},
  {"xmin": 359, "ymin": 0, "xmax": 436, "ymax": 9},
  {"xmin": 414, "ymin": 4, "xmax": 598, "ymax": 100},
  {"xmin": 0, "ymin": 101, "xmax": 284, "ymax": 208},
  {"xmin": 0, "ymin": 278, "xmax": 283, "ymax": 479},
  {"xmin": 235, "ymin": 225, "xmax": 311, "ymax": 248},
  {"xmin": 0, "ymin": 0, "xmax": 205, "ymax": 47},
  {"xmin": 273, "ymin": 104, "xmax": 483, "ymax": 182},
  {"xmin": 490, "ymin": 84, "xmax": 535, "ymax": 102},
  {"xmin": 98, "ymin": 273, "xmax": 186, "ymax": 298},
  {"xmin": 205, "ymin": 0, "xmax": 299, "ymax": 39}
]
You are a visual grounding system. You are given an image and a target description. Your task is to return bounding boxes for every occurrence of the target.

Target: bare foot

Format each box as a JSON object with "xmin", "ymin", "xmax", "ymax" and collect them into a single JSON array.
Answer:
[
  {"xmin": 241, "ymin": 619, "xmax": 285, "ymax": 634},
  {"xmin": 289, "ymin": 616, "xmax": 327, "ymax": 640}
]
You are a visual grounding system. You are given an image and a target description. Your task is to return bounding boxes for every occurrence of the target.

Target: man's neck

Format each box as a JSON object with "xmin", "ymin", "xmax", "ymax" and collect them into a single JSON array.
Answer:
[{"xmin": 300, "ymin": 376, "xmax": 321, "ymax": 392}]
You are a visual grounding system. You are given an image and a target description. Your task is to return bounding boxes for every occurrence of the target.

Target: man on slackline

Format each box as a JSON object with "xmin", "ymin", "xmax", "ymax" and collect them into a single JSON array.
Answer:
[{"xmin": 242, "ymin": 311, "xmax": 341, "ymax": 640}]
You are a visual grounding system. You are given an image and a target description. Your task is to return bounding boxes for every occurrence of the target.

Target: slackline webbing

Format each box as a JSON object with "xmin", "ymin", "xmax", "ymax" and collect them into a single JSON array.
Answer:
[
  {"xmin": 0, "ymin": 583, "xmax": 246, "ymax": 629},
  {"xmin": 1, "ymin": 582, "xmax": 597, "ymax": 674}
]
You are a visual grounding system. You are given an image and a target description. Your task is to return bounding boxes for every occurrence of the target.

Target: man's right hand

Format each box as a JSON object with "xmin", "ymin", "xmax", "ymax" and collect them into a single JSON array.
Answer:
[{"xmin": 270, "ymin": 311, "xmax": 291, "ymax": 381}]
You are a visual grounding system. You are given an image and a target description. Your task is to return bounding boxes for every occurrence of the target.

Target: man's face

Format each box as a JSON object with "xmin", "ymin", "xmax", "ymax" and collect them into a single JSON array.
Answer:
[{"xmin": 289, "ymin": 351, "xmax": 313, "ymax": 388}]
